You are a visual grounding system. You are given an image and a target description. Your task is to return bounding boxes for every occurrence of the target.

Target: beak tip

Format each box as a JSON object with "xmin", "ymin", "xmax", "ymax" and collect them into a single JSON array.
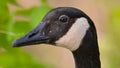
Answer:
[{"xmin": 12, "ymin": 40, "xmax": 19, "ymax": 47}]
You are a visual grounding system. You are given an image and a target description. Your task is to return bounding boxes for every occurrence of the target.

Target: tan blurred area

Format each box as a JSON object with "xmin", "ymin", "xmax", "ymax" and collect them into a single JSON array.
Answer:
[{"xmin": 10, "ymin": 0, "xmax": 113, "ymax": 68}]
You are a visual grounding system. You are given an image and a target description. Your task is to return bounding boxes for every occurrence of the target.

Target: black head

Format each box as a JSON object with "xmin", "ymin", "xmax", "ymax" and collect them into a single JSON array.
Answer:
[{"xmin": 12, "ymin": 7, "xmax": 97, "ymax": 51}]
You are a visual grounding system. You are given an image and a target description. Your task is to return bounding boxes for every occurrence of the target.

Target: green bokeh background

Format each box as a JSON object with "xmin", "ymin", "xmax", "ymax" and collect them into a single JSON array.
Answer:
[{"xmin": 0, "ymin": 0, "xmax": 52, "ymax": 68}]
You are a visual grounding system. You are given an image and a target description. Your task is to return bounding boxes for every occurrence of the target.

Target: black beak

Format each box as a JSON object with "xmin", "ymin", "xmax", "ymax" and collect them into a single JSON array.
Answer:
[{"xmin": 12, "ymin": 22, "xmax": 50, "ymax": 47}]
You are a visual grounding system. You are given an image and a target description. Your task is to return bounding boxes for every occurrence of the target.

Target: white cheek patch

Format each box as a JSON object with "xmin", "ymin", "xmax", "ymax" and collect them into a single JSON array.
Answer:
[{"xmin": 55, "ymin": 17, "xmax": 90, "ymax": 51}]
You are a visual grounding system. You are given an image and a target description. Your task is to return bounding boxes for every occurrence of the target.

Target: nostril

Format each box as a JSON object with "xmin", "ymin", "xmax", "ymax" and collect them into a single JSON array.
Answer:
[{"xmin": 28, "ymin": 31, "xmax": 39, "ymax": 38}]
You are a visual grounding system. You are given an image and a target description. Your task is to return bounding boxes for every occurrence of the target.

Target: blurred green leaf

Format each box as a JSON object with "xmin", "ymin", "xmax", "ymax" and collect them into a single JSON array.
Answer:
[
  {"xmin": 0, "ymin": 8, "xmax": 9, "ymax": 24},
  {"xmin": 0, "ymin": 0, "xmax": 52, "ymax": 68},
  {"xmin": 13, "ymin": 21, "xmax": 32, "ymax": 39},
  {"xmin": 6, "ymin": 14, "xmax": 14, "ymax": 42},
  {"xmin": 41, "ymin": 0, "xmax": 47, "ymax": 4},
  {"xmin": 0, "ymin": 0, "xmax": 17, "ymax": 9},
  {"xmin": 0, "ymin": 49, "xmax": 48, "ymax": 68},
  {"xmin": 106, "ymin": 3, "xmax": 120, "ymax": 68},
  {"xmin": 30, "ymin": 5, "xmax": 52, "ymax": 28},
  {"xmin": 0, "ymin": 34, "xmax": 9, "ymax": 47},
  {"xmin": 8, "ymin": 0, "xmax": 18, "ymax": 5},
  {"xmin": 15, "ymin": 9, "xmax": 33, "ymax": 16},
  {"xmin": 108, "ymin": 7, "xmax": 120, "ymax": 44},
  {"xmin": 0, "ymin": 0, "xmax": 8, "ymax": 9}
]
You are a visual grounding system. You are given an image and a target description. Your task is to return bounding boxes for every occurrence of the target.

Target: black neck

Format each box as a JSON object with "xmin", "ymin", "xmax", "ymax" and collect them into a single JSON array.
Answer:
[{"xmin": 72, "ymin": 29, "xmax": 101, "ymax": 68}]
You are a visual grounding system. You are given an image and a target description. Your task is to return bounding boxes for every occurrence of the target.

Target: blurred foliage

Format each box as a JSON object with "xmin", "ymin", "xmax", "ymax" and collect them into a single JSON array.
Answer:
[
  {"xmin": 101, "ymin": 1, "xmax": 120, "ymax": 68},
  {"xmin": 107, "ymin": 3, "xmax": 120, "ymax": 68},
  {"xmin": 0, "ymin": 0, "xmax": 52, "ymax": 68}
]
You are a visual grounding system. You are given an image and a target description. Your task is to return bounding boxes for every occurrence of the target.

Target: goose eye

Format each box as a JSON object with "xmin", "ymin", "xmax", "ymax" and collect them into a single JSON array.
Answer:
[{"xmin": 59, "ymin": 15, "xmax": 69, "ymax": 22}]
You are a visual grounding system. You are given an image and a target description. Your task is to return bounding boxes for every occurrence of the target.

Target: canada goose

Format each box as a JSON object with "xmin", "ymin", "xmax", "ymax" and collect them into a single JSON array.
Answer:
[{"xmin": 12, "ymin": 7, "xmax": 101, "ymax": 68}]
